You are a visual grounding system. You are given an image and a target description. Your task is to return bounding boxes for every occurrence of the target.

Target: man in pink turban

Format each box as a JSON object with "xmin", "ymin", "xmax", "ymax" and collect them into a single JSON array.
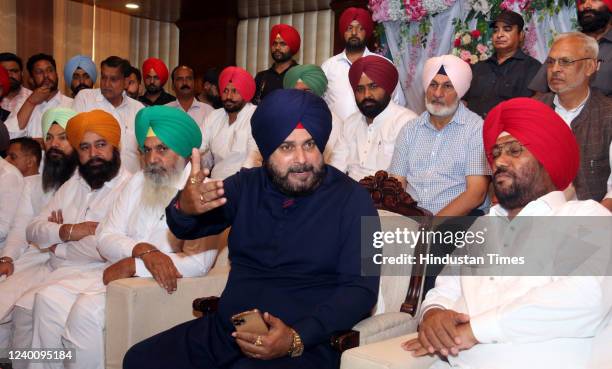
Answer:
[
  {"xmin": 321, "ymin": 7, "xmax": 406, "ymax": 120},
  {"xmin": 200, "ymin": 66, "xmax": 261, "ymax": 179},
  {"xmin": 403, "ymin": 97, "xmax": 610, "ymax": 369},
  {"xmin": 329, "ymin": 55, "xmax": 417, "ymax": 181},
  {"xmin": 253, "ymin": 24, "xmax": 301, "ymax": 104},
  {"xmin": 139, "ymin": 57, "xmax": 176, "ymax": 106}
]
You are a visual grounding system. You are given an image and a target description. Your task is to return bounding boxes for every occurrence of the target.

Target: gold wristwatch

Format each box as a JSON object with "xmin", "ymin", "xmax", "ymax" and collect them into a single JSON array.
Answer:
[{"xmin": 288, "ymin": 328, "xmax": 304, "ymax": 358}]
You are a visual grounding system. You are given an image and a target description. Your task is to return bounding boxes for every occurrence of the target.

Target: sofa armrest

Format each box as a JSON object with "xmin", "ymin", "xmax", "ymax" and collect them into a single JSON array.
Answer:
[
  {"xmin": 105, "ymin": 266, "xmax": 229, "ymax": 369},
  {"xmin": 341, "ymin": 333, "xmax": 438, "ymax": 369},
  {"xmin": 353, "ymin": 312, "xmax": 419, "ymax": 345}
]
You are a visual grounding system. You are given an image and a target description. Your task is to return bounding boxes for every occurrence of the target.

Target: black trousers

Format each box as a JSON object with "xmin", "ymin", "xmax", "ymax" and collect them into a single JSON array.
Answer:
[{"xmin": 122, "ymin": 313, "xmax": 338, "ymax": 369}]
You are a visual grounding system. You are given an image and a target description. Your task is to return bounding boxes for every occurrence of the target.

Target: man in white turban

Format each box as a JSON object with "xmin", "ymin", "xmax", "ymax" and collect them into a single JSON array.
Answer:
[{"xmin": 388, "ymin": 54, "xmax": 490, "ymax": 216}]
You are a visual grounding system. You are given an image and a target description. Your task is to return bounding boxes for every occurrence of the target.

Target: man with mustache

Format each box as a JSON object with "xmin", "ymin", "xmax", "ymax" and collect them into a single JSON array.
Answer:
[
  {"xmin": 463, "ymin": 10, "xmax": 541, "ymax": 118},
  {"xmin": 0, "ymin": 53, "xmax": 32, "ymax": 115},
  {"xmin": 125, "ymin": 66, "xmax": 141, "ymax": 100},
  {"xmin": 403, "ymin": 98, "xmax": 611, "ymax": 369},
  {"xmin": 0, "ymin": 108, "xmax": 78, "ymax": 349},
  {"xmin": 200, "ymin": 66, "xmax": 261, "ymax": 180},
  {"xmin": 64, "ymin": 55, "xmax": 97, "ymax": 98},
  {"xmin": 3, "ymin": 110, "xmax": 131, "ymax": 360},
  {"xmin": 534, "ymin": 32, "xmax": 612, "ymax": 210},
  {"xmin": 197, "ymin": 67, "xmax": 222, "ymax": 109},
  {"xmin": 329, "ymin": 56, "xmax": 417, "ymax": 181},
  {"xmin": 139, "ymin": 57, "xmax": 176, "ymax": 106},
  {"xmin": 24, "ymin": 106, "xmax": 217, "ymax": 369},
  {"xmin": 253, "ymin": 24, "xmax": 301, "ymax": 105},
  {"xmin": 123, "ymin": 89, "xmax": 379, "ymax": 369},
  {"xmin": 166, "ymin": 65, "xmax": 213, "ymax": 127},
  {"xmin": 72, "ymin": 56, "xmax": 145, "ymax": 174},
  {"xmin": 321, "ymin": 7, "xmax": 405, "ymax": 120},
  {"xmin": 389, "ymin": 55, "xmax": 490, "ymax": 216},
  {"xmin": 4, "ymin": 54, "xmax": 73, "ymax": 140},
  {"xmin": 5, "ymin": 137, "xmax": 41, "ymax": 177},
  {"xmin": 0, "ymin": 65, "xmax": 11, "ymax": 122},
  {"xmin": 529, "ymin": 0, "xmax": 612, "ymax": 96}
]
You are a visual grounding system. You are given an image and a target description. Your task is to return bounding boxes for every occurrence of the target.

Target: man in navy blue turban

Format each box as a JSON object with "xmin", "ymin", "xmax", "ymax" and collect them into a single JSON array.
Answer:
[{"xmin": 123, "ymin": 89, "xmax": 380, "ymax": 369}]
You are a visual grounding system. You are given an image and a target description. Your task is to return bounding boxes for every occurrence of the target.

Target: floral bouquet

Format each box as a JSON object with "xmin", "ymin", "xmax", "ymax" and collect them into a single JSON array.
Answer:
[{"xmin": 451, "ymin": 28, "xmax": 492, "ymax": 64}]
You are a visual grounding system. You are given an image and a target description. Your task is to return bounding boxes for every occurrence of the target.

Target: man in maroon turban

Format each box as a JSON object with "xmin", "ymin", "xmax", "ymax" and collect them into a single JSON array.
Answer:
[
  {"xmin": 139, "ymin": 57, "xmax": 176, "ymax": 106},
  {"xmin": 321, "ymin": 7, "xmax": 405, "ymax": 120},
  {"xmin": 329, "ymin": 55, "xmax": 417, "ymax": 181},
  {"xmin": 253, "ymin": 24, "xmax": 301, "ymax": 104},
  {"xmin": 402, "ymin": 97, "xmax": 610, "ymax": 369}
]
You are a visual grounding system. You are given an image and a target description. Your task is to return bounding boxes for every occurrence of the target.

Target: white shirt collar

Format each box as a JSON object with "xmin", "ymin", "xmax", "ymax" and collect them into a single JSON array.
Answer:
[
  {"xmin": 490, "ymin": 191, "xmax": 567, "ymax": 218},
  {"xmin": 340, "ymin": 47, "xmax": 373, "ymax": 65}
]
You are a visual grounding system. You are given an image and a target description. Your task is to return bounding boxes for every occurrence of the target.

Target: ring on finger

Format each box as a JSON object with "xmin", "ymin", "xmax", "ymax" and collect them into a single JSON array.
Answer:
[
  {"xmin": 199, "ymin": 192, "xmax": 205, "ymax": 203},
  {"xmin": 190, "ymin": 175, "xmax": 199, "ymax": 185},
  {"xmin": 254, "ymin": 335, "xmax": 263, "ymax": 346}
]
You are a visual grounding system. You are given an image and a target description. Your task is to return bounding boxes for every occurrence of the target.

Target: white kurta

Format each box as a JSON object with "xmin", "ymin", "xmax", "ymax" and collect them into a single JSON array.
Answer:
[
  {"xmin": 165, "ymin": 98, "xmax": 214, "ymax": 128},
  {"xmin": 200, "ymin": 103, "xmax": 262, "ymax": 180},
  {"xmin": 0, "ymin": 86, "xmax": 31, "ymax": 114},
  {"xmin": 4, "ymin": 92, "xmax": 73, "ymax": 139},
  {"xmin": 323, "ymin": 111, "xmax": 344, "ymax": 164},
  {"xmin": 329, "ymin": 101, "xmax": 417, "ymax": 181},
  {"xmin": 72, "ymin": 89, "xmax": 144, "ymax": 174},
  {"xmin": 0, "ymin": 157, "xmax": 23, "ymax": 250},
  {"xmin": 422, "ymin": 191, "xmax": 611, "ymax": 369},
  {"xmin": 39, "ymin": 171, "xmax": 217, "ymax": 369},
  {"xmin": 321, "ymin": 48, "xmax": 406, "ymax": 121}
]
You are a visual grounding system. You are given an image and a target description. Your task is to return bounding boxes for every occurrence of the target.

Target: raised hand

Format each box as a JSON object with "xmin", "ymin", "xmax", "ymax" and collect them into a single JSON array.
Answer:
[{"xmin": 178, "ymin": 148, "xmax": 226, "ymax": 215}]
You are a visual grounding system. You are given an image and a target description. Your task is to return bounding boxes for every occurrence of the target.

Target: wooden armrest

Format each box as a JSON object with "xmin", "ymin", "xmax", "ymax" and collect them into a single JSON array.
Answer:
[
  {"xmin": 192, "ymin": 296, "xmax": 220, "ymax": 314},
  {"xmin": 330, "ymin": 330, "xmax": 360, "ymax": 352}
]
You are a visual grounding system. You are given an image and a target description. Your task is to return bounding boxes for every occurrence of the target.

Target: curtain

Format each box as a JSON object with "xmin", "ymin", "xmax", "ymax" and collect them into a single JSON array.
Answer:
[
  {"xmin": 51, "ymin": 0, "xmax": 178, "ymax": 95},
  {"xmin": 236, "ymin": 9, "xmax": 334, "ymax": 76},
  {"xmin": 0, "ymin": 0, "xmax": 17, "ymax": 53}
]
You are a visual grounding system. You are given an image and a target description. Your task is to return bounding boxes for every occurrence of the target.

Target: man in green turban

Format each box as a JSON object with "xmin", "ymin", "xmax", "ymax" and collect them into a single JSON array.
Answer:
[
  {"xmin": 51, "ymin": 105, "xmax": 214, "ymax": 369},
  {"xmin": 283, "ymin": 64, "xmax": 342, "ymax": 163}
]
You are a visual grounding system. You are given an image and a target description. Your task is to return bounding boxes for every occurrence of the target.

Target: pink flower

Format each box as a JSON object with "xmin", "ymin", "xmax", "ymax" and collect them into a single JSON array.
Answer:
[
  {"xmin": 476, "ymin": 43, "xmax": 488, "ymax": 54},
  {"xmin": 454, "ymin": 38, "xmax": 461, "ymax": 47},
  {"xmin": 471, "ymin": 30, "xmax": 481, "ymax": 38},
  {"xmin": 460, "ymin": 50, "xmax": 472, "ymax": 61}
]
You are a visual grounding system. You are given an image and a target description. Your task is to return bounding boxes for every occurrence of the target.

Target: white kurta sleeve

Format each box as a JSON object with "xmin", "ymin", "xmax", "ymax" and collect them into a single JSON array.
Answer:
[
  {"xmin": 420, "ymin": 275, "xmax": 463, "ymax": 320},
  {"xmin": 1, "ymin": 180, "xmax": 35, "ymax": 260},
  {"xmin": 26, "ymin": 185, "xmax": 65, "ymax": 249},
  {"xmin": 134, "ymin": 249, "xmax": 218, "ymax": 278},
  {"xmin": 242, "ymin": 134, "xmax": 262, "ymax": 169},
  {"xmin": 0, "ymin": 169, "xmax": 23, "ymax": 246},
  {"xmin": 327, "ymin": 124, "xmax": 351, "ymax": 173},
  {"xmin": 3, "ymin": 112, "xmax": 26, "ymax": 138},
  {"xmin": 54, "ymin": 235, "xmax": 105, "ymax": 263},
  {"xmin": 71, "ymin": 91, "xmax": 87, "ymax": 113},
  {"xmin": 470, "ymin": 276, "xmax": 607, "ymax": 344}
]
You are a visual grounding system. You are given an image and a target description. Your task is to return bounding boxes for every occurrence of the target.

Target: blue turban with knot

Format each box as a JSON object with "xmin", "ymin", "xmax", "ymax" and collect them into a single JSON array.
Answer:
[
  {"xmin": 64, "ymin": 55, "xmax": 97, "ymax": 85},
  {"xmin": 250, "ymin": 89, "xmax": 331, "ymax": 161}
]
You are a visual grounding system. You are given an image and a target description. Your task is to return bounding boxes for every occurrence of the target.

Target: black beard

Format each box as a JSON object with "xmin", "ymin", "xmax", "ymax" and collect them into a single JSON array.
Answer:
[
  {"xmin": 42, "ymin": 148, "xmax": 79, "ymax": 193},
  {"xmin": 9, "ymin": 78, "xmax": 20, "ymax": 93},
  {"xmin": 493, "ymin": 163, "xmax": 550, "ymax": 211},
  {"xmin": 71, "ymin": 83, "xmax": 90, "ymax": 96},
  {"xmin": 78, "ymin": 149, "xmax": 121, "ymax": 190},
  {"xmin": 272, "ymin": 51, "xmax": 293, "ymax": 63},
  {"xmin": 578, "ymin": 8, "xmax": 611, "ymax": 33},
  {"xmin": 145, "ymin": 84, "xmax": 162, "ymax": 94},
  {"xmin": 207, "ymin": 92, "xmax": 223, "ymax": 109},
  {"xmin": 345, "ymin": 37, "xmax": 367, "ymax": 53},
  {"xmin": 358, "ymin": 95, "xmax": 391, "ymax": 119},
  {"xmin": 223, "ymin": 99, "xmax": 246, "ymax": 113},
  {"xmin": 264, "ymin": 160, "xmax": 326, "ymax": 197}
]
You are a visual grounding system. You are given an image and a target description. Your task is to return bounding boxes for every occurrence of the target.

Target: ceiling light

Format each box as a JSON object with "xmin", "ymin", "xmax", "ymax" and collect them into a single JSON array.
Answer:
[{"xmin": 125, "ymin": 3, "xmax": 139, "ymax": 9}]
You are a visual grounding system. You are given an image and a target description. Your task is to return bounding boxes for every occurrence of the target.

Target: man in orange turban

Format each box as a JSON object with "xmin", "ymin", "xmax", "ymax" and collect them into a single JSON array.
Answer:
[
  {"xmin": 65, "ymin": 109, "xmax": 123, "ymax": 189},
  {"xmin": 139, "ymin": 57, "xmax": 176, "ymax": 106},
  {"xmin": 253, "ymin": 24, "xmax": 301, "ymax": 104}
]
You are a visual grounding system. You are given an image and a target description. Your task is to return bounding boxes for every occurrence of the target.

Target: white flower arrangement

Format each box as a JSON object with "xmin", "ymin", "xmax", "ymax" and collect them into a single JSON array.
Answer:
[
  {"xmin": 468, "ymin": 0, "xmax": 493, "ymax": 16},
  {"xmin": 422, "ymin": 0, "xmax": 456, "ymax": 15}
]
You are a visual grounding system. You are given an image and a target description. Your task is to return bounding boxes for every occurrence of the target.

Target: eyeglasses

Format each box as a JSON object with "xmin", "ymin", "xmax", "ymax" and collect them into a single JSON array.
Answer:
[
  {"xmin": 491, "ymin": 140, "xmax": 525, "ymax": 159},
  {"xmin": 544, "ymin": 57, "xmax": 594, "ymax": 68}
]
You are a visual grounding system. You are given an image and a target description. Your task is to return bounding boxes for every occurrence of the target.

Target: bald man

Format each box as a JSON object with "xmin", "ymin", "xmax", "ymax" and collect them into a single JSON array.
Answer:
[{"xmin": 329, "ymin": 55, "xmax": 417, "ymax": 181}]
